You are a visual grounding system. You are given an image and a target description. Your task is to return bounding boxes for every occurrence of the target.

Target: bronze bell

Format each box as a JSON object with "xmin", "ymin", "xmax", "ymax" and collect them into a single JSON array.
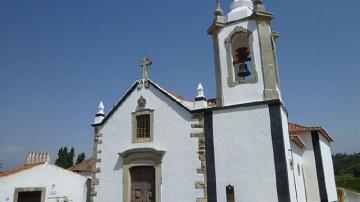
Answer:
[{"xmin": 237, "ymin": 63, "xmax": 251, "ymax": 78}]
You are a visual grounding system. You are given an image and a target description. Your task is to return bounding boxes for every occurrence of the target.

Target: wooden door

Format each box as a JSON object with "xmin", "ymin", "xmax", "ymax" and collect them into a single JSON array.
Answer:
[
  {"xmin": 17, "ymin": 191, "xmax": 41, "ymax": 202},
  {"xmin": 130, "ymin": 166, "xmax": 155, "ymax": 202}
]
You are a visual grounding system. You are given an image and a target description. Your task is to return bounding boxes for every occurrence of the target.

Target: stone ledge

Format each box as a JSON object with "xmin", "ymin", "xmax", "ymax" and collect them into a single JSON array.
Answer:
[
  {"xmin": 196, "ymin": 198, "xmax": 207, "ymax": 202},
  {"xmin": 195, "ymin": 181, "xmax": 206, "ymax": 189},
  {"xmin": 90, "ymin": 191, "xmax": 97, "ymax": 197},
  {"xmin": 191, "ymin": 123, "xmax": 204, "ymax": 128},
  {"xmin": 196, "ymin": 168, "xmax": 204, "ymax": 174},
  {"xmin": 191, "ymin": 132, "xmax": 204, "ymax": 138}
]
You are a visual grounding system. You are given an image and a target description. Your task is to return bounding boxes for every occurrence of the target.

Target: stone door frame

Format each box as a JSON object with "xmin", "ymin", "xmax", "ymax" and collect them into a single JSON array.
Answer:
[
  {"xmin": 13, "ymin": 187, "xmax": 46, "ymax": 202},
  {"xmin": 120, "ymin": 148, "xmax": 165, "ymax": 202}
]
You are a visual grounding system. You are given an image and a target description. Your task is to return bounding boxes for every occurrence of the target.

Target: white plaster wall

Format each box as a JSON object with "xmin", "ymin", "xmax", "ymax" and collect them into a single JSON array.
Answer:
[
  {"xmin": 319, "ymin": 135, "xmax": 337, "ymax": 201},
  {"xmin": 301, "ymin": 133, "xmax": 321, "ymax": 202},
  {"xmin": 212, "ymin": 105, "xmax": 279, "ymax": 201},
  {"xmin": 291, "ymin": 142, "xmax": 307, "ymax": 202},
  {"xmin": 0, "ymin": 163, "xmax": 88, "ymax": 202},
  {"xmin": 94, "ymin": 84, "xmax": 199, "ymax": 202},
  {"xmin": 217, "ymin": 20, "xmax": 265, "ymax": 106}
]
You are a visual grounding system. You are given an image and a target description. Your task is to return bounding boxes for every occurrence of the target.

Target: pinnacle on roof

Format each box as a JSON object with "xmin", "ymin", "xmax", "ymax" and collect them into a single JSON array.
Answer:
[
  {"xmin": 94, "ymin": 101, "xmax": 105, "ymax": 124},
  {"xmin": 97, "ymin": 101, "xmax": 105, "ymax": 116},
  {"xmin": 215, "ymin": 0, "xmax": 224, "ymax": 16},
  {"xmin": 196, "ymin": 83, "xmax": 205, "ymax": 99},
  {"xmin": 231, "ymin": 0, "xmax": 253, "ymax": 11},
  {"xmin": 227, "ymin": 0, "xmax": 254, "ymax": 22}
]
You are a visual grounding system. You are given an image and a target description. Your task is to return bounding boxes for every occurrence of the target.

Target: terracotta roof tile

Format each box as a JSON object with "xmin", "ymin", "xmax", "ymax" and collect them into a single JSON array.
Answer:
[
  {"xmin": 69, "ymin": 158, "xmax": 95, "ymax": 172},
  {"xmin": 0, "ymin": 163, "xmax": 44, "ymax": 177},
  {"xmin": 290, "ymin": 135, "xmax": 306, "ymax": 149},
  {"xmin": 288, "ymin": 123, "xmax": 334, "ymax": 142}
]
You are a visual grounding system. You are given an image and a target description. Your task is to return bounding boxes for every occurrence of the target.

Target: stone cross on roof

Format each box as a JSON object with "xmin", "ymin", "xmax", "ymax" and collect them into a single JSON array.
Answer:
[{"xmin": 140, "ymin": 56, "xmax": 152, "ymax": 82}]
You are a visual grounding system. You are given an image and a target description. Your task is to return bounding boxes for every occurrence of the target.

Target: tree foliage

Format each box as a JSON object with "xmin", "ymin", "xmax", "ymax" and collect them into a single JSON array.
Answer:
[
  {"xmin": 55, "ymin": 147, "xmax": 76, "ymax": 169},
  {"xmin": 333, "ymin": 153, "xmax": 360, "ymax": 177},
  {"xmin": 76, "ymin": 152, "xmax": 86, "ymax": 165}
]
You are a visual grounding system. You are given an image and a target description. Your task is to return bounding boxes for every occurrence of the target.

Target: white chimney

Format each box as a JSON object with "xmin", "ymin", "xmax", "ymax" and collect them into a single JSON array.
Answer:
[{"xmin": 26, "ymin": 152, "xmax": 50, "ymax": 164}]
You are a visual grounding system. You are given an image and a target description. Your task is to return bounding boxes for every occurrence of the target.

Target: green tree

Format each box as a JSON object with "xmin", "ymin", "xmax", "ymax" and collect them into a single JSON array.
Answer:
[
  {"xmin": 55, "ymin": 147, "xmax": 77, "ymax": 169},
  {"xmin": 67, "ymin": 147, "xmax": 75, "ymax": 167},
  {"xmin": 76, "ymin": 153, "xmax": 86, "ymax": 165}
]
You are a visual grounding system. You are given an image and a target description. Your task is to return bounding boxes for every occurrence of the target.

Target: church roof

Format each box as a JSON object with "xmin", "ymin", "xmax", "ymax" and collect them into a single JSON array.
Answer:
[
  {"xmin": 288, "ymin": 123, "xmax": 334, "ymax": 142},
  {"xmin": 93, "ymin": 80, "xmax": 199, "ymax": 127},
  {"xmin": 0, "ymin": 162, "xmax": 44, "ymax": 177},
  {"xmin": 149, "ymin": 80, "xmax": 195, "ymax": 110},
  {"xmin": 69, "ymin": 158, "xmax": 95, "ymax": 172}
]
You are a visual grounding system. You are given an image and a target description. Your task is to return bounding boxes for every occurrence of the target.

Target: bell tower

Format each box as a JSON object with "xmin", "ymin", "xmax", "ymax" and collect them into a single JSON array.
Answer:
[{"xmin": 208, "ymin": 0, "xmax": 281, "ymax": 106}]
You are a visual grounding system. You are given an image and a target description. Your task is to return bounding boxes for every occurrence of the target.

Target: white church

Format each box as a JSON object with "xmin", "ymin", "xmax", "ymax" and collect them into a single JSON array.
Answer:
[
  {"xmin": 0, "ymin": 0, "xmax": 338, "ymax": 202},
  {"xmin": 88, "ymin": 0, "xmax": 337, "ymax": 202}
]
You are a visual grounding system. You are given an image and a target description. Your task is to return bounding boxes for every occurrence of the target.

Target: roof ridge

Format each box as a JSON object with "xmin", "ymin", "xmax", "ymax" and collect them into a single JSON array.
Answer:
[{"xmin": 0, "ymin": 162, "xmax": 44, "ymax": 177}]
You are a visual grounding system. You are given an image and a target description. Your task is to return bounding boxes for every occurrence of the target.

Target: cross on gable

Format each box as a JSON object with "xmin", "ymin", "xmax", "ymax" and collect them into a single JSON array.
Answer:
[{"xmin": 140, "ymin": 57, "xmax": 152, "ymax": 81}]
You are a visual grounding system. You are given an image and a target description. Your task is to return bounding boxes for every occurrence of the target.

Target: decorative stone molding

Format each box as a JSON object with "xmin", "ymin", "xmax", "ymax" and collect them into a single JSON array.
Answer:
[
  {"xmin": 94, "ymin": 168, "xmax": 101, "ymax": 173},
  {"xmin": 90, "ymin": 129, "xmax": 103, "ymax": 202},
  {"xmin": 137, "ymin": 96, "xmax": 147, "ymax": 109},
  {"xmin": 132, "ymin": 108, "xmax": 154, "ymax": 143},
  {"xmin": 191, "ymin": 114, "xmax": 207, "ymax": 202},
  {"xmin": 13, "ymin": 187, "xmax": 46, "ymax": 202},
  {"xmin": 119, "ymin": 148, "xmax": 165, "ymax": 202},
  {"xmin": 224, "ymin": 26, "xmax": 258, "ymax": 87}
]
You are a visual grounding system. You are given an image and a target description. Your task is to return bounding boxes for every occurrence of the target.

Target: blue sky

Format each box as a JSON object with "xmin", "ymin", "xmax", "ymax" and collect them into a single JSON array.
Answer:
[{"xmin": 0, "ymin": 0, "xmax": 359, "ymax": 170}]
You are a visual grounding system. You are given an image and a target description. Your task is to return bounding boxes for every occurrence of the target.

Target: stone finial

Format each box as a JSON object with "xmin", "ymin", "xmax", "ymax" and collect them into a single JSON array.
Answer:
[
  {"xmin": 215, "ymin": 0, "xmax": 224, "ymax": 16},
  {"xmin": 254, "ymin": 0, "xmax": 265, "ymax": 11},
  {"xmin": 195, "ymin": 83, "xmax": 207, "ymax": 109},
  {"xmin": 197, "ymin": 83, "xmax": 205, "ymax": 99},
  {"xmin": 95, "ymin": 101, "xmax": 105, "ymax": 124},
  {"xmin": 97, "ymin": 101, "xmax": 105, "ymax": 115}
]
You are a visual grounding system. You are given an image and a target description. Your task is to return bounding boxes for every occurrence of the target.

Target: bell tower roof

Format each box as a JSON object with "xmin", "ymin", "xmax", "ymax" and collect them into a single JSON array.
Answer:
[{"xmin": 228, "ymin": 0, "xmax": 254, "ymax": 22}]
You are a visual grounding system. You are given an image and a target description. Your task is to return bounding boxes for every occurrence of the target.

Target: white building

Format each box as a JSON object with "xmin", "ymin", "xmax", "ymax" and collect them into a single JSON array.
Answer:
[
  {"xmin": 289, "ymin": 123, "xmax": 337, "ymax": 202},
  {"xmin": 0, "ymin": 162, "xmax": 90, "ymax": 202},
  {"xmin": 87, "ymin": 0, "xmax": 338, "ymax": 202}
]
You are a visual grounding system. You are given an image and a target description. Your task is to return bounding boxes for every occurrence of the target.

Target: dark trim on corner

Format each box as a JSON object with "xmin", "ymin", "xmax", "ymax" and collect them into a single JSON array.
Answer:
[
  {"xmin": 204, "ymin": 111, "xmax": 217, "ymax": 202},
  {"xmin": 192, "ymin": 99, "xmax": 288, "ymax": 116},
  {"xmin": 269, "ymin": 105, "xmax": 291, "ymax": 202},
  {"xmin": 91, "ymin": 81, "xmax": 139, "ymax": 127},
  {"xmin": 312, "ymin": 131, "xmax": 328, "ymax": 202}
]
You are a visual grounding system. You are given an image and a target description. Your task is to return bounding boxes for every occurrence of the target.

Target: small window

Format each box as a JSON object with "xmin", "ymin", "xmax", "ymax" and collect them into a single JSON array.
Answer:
[
  {"xmin": 226, "ymin": 185, "xmax": 235, "ymax": 202},
  {"xmin": 136, "ymin": 114, "xmax": 150, "ymax": 139},
  {"xmin": 132, "ymin": 109, "xmax": 154, "ymax": 143}
]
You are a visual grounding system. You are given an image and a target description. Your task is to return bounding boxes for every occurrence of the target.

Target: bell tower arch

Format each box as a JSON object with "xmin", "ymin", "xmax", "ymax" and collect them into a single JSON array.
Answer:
[{"xmin": 208, "ymin": 0, "xmax": 281, "ymax": 106}]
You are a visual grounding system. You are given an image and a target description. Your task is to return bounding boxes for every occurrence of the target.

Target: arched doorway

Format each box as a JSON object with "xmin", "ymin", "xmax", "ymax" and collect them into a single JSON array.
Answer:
[{"xmin": 130, "ymin": 166, "xmax": 155, "ymax": 202}]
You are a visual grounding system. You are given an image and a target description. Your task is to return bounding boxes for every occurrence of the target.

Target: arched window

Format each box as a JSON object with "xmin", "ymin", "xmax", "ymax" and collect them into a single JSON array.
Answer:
[{"xmin": 225, "ymin": 26, "xmax": 258, "ymax": 86}]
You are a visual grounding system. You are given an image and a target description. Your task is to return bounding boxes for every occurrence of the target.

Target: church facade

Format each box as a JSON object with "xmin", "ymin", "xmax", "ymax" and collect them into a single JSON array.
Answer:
[{"xmin": 89, "ymin": 1, "xmax": 337, "ymax": 202}]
